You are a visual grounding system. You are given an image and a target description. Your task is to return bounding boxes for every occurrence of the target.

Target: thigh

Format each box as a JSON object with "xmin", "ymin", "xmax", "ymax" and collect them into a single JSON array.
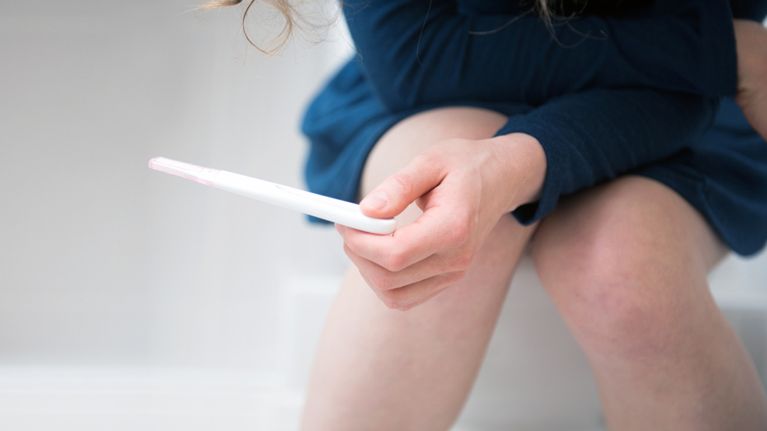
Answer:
[
  {"xmin": 302, "ymin": 108, "xmax": 536, "ymax": 429},
  {"xmin": 533, "ymin": 175, "xmax": 726, "ymax": 275},
  {"xmin": 360, "ymin": 107, "xmax": 508, "ymax": 200}
]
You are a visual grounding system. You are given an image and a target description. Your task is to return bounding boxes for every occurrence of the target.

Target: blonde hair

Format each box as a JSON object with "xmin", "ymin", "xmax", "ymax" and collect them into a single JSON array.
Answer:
[
  {"xmin": 202, "ymin": 0, "xmax": 297, "ymax": 53},
  {"xmin": 205, "ymin": 0, "xmax": 556, "ymax": 52}
]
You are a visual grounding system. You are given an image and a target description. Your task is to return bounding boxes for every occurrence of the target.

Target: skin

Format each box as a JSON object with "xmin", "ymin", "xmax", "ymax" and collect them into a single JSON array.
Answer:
[
  {"xmin": 735, "ymin": 19, "xmax": 767, "ymax": 142},
  {"xmin": 301, "ymin": 108, "xmax": 537, "ymax": 430},
  {"xmin": 301, "ymin": 19, "xmax": 767, "ymax": 431},
  {"xmin": 533, "ymin": 177, "xmax": 767, "ymax": 430},
  {"xmin": 336, "ymin": 131, "xmax": 544, "ymax": 310}
]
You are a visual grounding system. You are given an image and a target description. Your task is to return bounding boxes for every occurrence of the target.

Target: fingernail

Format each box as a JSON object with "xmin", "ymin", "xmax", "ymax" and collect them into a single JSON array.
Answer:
[{"xmin": 362, "ymin": 193, "xmax": 387, "ymax": 210}]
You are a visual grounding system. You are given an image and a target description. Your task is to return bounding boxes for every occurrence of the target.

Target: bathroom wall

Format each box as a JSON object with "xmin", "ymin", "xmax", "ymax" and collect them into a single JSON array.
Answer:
[{"xmin": 0, "ymin": 0, "xmax": 349, "ymax": 374}]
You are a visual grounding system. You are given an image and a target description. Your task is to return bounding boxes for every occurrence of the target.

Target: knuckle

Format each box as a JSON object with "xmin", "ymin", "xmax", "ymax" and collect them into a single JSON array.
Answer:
[
  {"xmin": 382, "ymin": 248, "xmax": 409, "ymax": 272},
  {"xmin": 341, "ymin": 234, "xmax": 358, "ymax": 251},
  {"xmin": 389, "ymin": 172, "xmax": 413, "ymax": 197},
  {"xmin": 451, "ymin": 250, "xmax": 474, "ymax": 271},
  {"xmin": 371, "ymin": 274, "xmax": 395, "ymax": 291},
  {"xmin": 379, "ymin": 290, "xmax": 412, "ymax": 311},
  {"xmin": 450, "ymin": 270, "xmax": 468, "ymax": 283},
  {"xmin": 363, "ymin": 272, "xmax": 381, "ymax": 290},
  {"xmin": 379, "ymin": 291, "xmax": 403, "ymax": 310},
  {"xmin": 396, "ymin": 302, "xmax": 413, "ymax": 311},
  {"xmin": 413, "ymin": 151, "xmax": 439, "ymax": 168},
  {"xmin": 446, "ymin": 222, "xmax": 471, "ymax": 246}
]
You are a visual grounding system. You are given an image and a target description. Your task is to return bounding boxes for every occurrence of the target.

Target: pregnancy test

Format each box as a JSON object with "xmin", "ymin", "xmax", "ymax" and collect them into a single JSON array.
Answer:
[{"xmin": 148, "ymin": 157, "xmax": 396, "ymax": 234}]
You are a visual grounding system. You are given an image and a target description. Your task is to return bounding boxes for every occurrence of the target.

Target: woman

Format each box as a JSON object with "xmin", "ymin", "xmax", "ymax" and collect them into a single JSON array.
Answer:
[{"xmin": 213, "ymin": 0, "xmax": 767, "ymax": 429}]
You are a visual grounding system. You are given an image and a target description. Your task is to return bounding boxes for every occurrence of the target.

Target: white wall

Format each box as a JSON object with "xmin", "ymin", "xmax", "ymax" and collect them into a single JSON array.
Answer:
[{"xmin": 0, "ymin": 0, "xmax": 350, "ymax": 374}]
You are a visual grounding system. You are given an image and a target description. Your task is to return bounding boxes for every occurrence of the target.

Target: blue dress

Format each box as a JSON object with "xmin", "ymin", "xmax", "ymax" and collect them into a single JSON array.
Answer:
[{"xmin": 301, "ymin": 0, "xmax": 767, "ymax": 256}]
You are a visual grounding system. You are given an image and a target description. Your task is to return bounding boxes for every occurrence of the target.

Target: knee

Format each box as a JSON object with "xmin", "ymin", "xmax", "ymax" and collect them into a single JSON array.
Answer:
[
  {"xmin": 530, "ymin": 191, "xmax": 704, "ymax": 357},
  {"xmin": 533, "ymin": 233, "xmax": 683, "ymax": 358},
  {"xmin": 380, "ymin": 107, "xmax": 508, "ymax": 145},
  {"xmin": 360, "ymin": 108, "xmax": 507, "ymax": 197}
]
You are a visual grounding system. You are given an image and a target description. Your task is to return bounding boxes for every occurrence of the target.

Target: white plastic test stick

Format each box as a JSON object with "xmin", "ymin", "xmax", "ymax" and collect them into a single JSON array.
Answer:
[{"xmin": 148, "ymin": 157, "xmax": 396, "ymax": 234}]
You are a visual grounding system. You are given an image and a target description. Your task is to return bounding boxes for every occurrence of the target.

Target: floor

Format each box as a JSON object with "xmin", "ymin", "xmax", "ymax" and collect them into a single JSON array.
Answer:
[{"xmin": 0, "ymin": 366, "xmax": 608, "ymax": 431}]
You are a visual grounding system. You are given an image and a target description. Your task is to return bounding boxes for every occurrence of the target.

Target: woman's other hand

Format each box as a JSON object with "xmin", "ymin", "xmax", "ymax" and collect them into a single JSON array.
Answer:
[
  {"xmin": 734, "ymin": 19, "xmax": 767, "ymax": 141},
  {"xmin": 336, "ymin": 133, "xmax": 545, "ymax": 310}
]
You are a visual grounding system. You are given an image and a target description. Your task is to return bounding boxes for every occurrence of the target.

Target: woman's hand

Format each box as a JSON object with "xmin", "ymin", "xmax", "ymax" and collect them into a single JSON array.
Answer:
[
  {"xmin": 336, "ymin": 133, "xmax": 546, "ymax": 311},
  {"xmin": 734, "ymin": 19, "xmax": 767, "ymax": 141}
]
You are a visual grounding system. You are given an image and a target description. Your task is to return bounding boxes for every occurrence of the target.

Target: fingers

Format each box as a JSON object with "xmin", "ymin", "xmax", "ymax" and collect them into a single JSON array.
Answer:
[
  {"xmin": 343, "ymin": 243, "xmax": 463, "ymax": 291},
  {"xmin": 337, "ymin": 206, "xmax": 472, "ymax": 272},
  {"xmin": 340, "ymin": 216, "xmax": 474, "ymax": 312},
  {"xmin": 359, "ymin": 153, "xmax": 445, "ymax": 219},
  {"xmin": 365, "ymin": 269, "xmax": 465, "ymax": 311}
]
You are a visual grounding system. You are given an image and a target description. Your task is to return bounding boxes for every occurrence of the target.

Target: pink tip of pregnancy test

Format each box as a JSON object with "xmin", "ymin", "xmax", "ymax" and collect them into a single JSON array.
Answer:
[{"xmin": 148, "ymin": 157, "xmax": 213, "ymax": 186}]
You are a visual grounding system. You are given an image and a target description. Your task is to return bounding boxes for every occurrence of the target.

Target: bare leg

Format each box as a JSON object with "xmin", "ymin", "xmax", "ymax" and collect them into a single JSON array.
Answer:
[
  {"xmin": 532, "ymin": 176, "xmax": 767, "ymax": 430},
  {"xmin": 300, "ymin": 108, "xmax": 536, "ymax": 430}
]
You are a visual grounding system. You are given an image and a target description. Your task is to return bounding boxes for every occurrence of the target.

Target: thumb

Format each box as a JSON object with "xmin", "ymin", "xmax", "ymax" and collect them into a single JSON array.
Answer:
[{"xmin": 360, "ymin": 155, "xmax": 444, "ymax": 218}]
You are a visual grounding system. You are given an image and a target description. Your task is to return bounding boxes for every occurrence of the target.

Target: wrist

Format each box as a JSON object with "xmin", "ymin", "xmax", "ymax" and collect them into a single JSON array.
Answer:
[
  {"xmin": 486, "ymin": 132, "xmax": 547, "ymax": 214},
  {"xmin": 734, "ymin": 20, "xmax": 767, "ymax": 96}
]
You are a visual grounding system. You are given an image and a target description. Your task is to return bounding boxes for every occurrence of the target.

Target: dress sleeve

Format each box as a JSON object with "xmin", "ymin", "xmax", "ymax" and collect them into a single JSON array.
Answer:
[
  {"xmin": 494, "ymin": 89, "xmax": 719, "ymax": 224},
  {"xmin": 343, "ymin": 0, "xmax": 738, "ymax": 111}
]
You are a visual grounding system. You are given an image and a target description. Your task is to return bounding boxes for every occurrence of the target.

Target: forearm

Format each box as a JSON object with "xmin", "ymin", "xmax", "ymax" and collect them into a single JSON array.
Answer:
[{"xmin": 487, "ymin": 89, "xmax": 718, "ymax": 223}]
